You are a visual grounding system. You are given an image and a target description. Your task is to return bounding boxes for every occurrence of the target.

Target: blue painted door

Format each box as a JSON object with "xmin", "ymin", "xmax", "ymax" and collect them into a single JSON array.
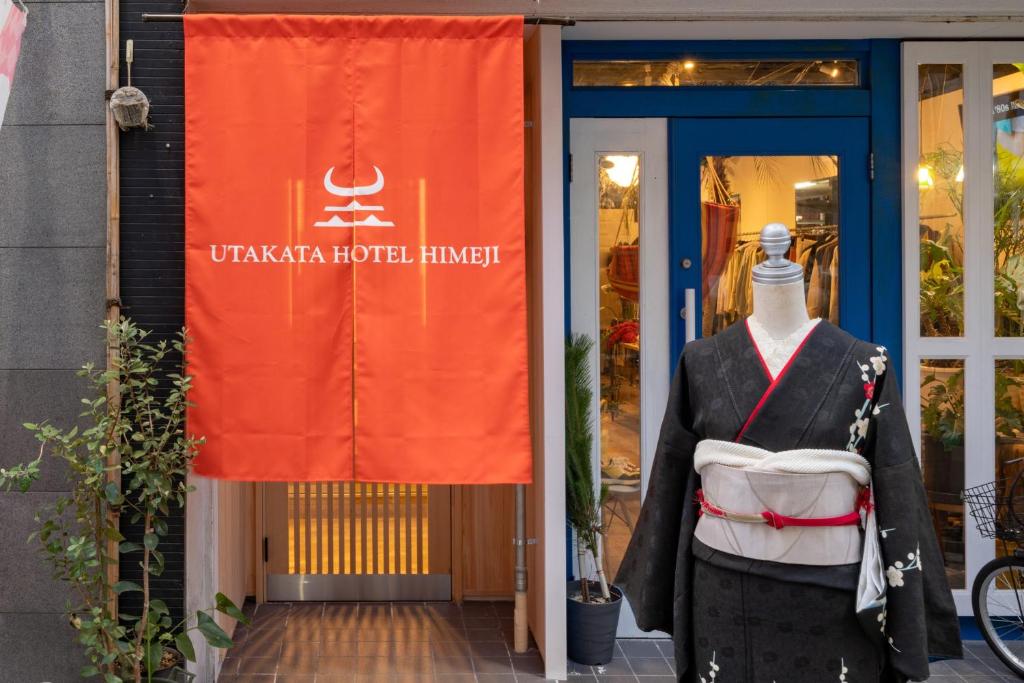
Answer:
[{"xmin": 670, "ymin": 117, "xmax": 871, "ymax": 360}]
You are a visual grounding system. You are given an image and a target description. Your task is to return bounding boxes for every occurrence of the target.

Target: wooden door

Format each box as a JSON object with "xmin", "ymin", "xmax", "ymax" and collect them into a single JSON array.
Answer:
[{"xmin": 265, "ymin": 482, "xmax": 452, "ymax": 601}]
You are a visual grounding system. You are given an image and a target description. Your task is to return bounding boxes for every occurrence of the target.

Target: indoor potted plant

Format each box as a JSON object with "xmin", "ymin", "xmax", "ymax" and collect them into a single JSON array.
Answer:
[
  {"xmin": 565, "ymin": 333, "xmax": 623, "ymax": 665},
  {"xmin": 0, "ymin": 318, "xmax": 248, "ymax": 682}
]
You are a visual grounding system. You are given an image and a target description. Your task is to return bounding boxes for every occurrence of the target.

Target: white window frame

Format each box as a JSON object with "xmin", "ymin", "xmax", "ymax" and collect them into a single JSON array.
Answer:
[
  {"xmin": 568, "ymin": 118, "xmax": 670, "ymax": 637},
  {"xmin": 902, "ymin": 42, "xmax": 1024, "ymax": 616}
]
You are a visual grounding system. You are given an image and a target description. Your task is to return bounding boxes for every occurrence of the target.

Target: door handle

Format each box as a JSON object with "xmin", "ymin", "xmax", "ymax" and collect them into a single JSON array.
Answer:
[{"xmin": 678, "ymin": 288, "xmax": 696, "ymax": 343}]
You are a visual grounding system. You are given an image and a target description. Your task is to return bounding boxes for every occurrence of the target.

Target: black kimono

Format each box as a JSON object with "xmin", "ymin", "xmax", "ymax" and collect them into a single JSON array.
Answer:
[{"xmin": 615, "ymin": 319, "xmax": 961, "ymax": 682}]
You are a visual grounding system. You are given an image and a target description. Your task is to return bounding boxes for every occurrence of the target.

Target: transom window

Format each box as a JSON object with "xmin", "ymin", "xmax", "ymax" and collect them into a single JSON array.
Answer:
[{"xmin": 572, "ymin": 58, "xmax": 860, "ymax": 88}]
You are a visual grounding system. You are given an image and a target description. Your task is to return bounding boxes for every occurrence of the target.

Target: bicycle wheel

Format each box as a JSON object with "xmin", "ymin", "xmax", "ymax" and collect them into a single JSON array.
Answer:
[{"xmin": 972, "ymin": 555, "xmax": 1024, "ymax": 676}]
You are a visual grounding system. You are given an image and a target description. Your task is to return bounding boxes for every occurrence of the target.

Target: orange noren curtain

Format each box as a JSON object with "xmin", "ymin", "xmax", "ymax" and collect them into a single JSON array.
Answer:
[{"xmin": 184, "ymin": 14, "xmax": 530, "ymax": 484}]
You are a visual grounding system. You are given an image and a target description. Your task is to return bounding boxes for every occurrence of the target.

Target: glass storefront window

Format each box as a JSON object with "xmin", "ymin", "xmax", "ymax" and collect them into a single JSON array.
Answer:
[
  {"xmin": 918, "ymin": 65, "xmax": 966, "ymax": 338},
  {"xmin": 995, "ymin": 360, "xmax": 1024, "ymax": 557},
  {"xmin": 597, "ymin": 154, "xmax": 642, "ymax": 580},
  {"xmin": 920, "ymin": 359, "xmax": 966, "ymax": 588},
  {"xmin": 993, "ymin": 64, "xmax": 1024, "ymax": 337},
  {"xmin": 573, "ymin": 59, "xmax": 859, "ymax": 88},
  {"xmin": 699, "ymin": 155, "xmax": 839, "ymax": 336}
]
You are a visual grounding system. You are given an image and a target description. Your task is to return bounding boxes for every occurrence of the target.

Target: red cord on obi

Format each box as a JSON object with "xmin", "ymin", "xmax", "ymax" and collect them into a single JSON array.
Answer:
[{"xmin": 697, "ymin": 486, "xmax": 871, "ymax": 530}]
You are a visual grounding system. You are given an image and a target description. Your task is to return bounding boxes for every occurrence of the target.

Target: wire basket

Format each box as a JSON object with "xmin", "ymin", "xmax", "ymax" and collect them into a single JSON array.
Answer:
[{"xmin": 963, "ymin": 478, "xmax": 1024, "ymax": 542}]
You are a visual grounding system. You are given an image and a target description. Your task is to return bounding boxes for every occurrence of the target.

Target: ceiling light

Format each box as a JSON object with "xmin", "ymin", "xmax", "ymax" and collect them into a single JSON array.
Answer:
[
  {"xmin": 604, "ymin": 155, "xmax": 639, "ymax": 188},
  {"xmin": 917, "ymin": 165, "xmax": 935, "ymax": 189}
]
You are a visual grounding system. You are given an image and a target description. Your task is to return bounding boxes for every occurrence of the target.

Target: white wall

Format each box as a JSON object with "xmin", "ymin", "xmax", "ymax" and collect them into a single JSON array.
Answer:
[{"xmin": 524, "ymin": 24, "xmax": 568, "ymax": 682}]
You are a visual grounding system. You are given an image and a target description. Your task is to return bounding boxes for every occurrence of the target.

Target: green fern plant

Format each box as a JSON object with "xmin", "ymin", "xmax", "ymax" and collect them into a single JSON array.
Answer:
[{"xmin": 565, "ymin": 334, "xmax": 611, "ymax": 603}]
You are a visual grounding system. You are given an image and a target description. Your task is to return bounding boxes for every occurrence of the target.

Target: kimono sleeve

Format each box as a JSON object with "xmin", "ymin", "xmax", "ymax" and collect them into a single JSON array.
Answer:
[
  {"xmin": 868, "ymin": 363, "xmax": 963, "ymax": 681},
  {"xmin": 614, "ymin": 350, "xmax": 701, "ymax": 635}
]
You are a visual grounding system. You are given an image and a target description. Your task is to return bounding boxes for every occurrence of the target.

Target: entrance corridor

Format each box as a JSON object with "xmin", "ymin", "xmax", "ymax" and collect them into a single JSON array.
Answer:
[{"xmin": 218, "ymin": 600, "xmax": 553, "ymax": 682}]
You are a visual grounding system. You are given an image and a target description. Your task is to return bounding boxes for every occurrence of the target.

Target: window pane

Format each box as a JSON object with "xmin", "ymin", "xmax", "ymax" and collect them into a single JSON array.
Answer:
[
  {"xmin": 995, "ymin": 360, "xmax": 1024, "ymax": 558},
  {"xmin": 920, "ymin": 359, "xmax": 965, "ymax": 589},
  {"xmin": 598, "ymin": 154, "xmax": 642, "ymax": 580},
  {"xmin": 918, "ymin": 65, "xmax": 965, "ymax": 337},
  {"xmin": 700, "ymin": 155, "xmax": 839, "ymax": 336},
  {"xmin": 573, "ymin": 59, "xmax": 859, "ymax": 88},
  {"xmin": 993, "ymin": 64, "xmax": 1024, "ymax": 336}
]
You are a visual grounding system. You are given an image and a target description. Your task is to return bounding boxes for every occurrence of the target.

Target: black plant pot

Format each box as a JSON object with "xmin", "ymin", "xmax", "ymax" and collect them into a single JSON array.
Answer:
[
  {"xmin": 566, "ymin": 580, "xmax": 623, "ymax": 665},
  {"xmin": 149, "ymin": 649, "xmax": 195, "ymax": 683}
]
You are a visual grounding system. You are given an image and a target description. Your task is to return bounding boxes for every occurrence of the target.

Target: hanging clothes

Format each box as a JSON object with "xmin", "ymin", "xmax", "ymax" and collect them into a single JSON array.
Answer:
[
  {"xmin": 701, "ymin": 202, "xmax": 740, "ymax": 302},
  {"xmin": 706, "ymin": 229, "xmax": 839, "ymax": 335},
  {"xmin": 615, "ymin": 319, "xmax": 961, "ymax": 683}
]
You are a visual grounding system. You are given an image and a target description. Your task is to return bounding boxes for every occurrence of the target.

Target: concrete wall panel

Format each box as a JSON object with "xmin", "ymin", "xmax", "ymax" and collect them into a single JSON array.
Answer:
[
  {"xmin": 3, "ymin": 2, "xmax": 105, "ymax": 126},
  {"xmin": 0, "ymin": 493, "xmax": 75, "ymax": 612},
  {"xmin": 0, "ymin": 125, "xmax": 106, "ymax": 247},
  {"xmin": 0, "ymin": 612, "xmax": 84, "ymax": 682},
  {"xmin": 0, "ymin": 369, "xmax": 91, "ymax": 491},
  {"xmin": 0, "ymin": 247, "xmax": 105, "ymax": 368}
]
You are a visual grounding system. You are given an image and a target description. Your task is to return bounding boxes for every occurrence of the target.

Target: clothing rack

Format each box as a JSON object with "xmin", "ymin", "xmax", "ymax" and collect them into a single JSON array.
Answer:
[
  {"xmin": 794, "ymin": 224, "xmax": 838, "ymax": 237},
  {"xmin": 736, "ymin": 229, "xmax": 775, "ymax": 239}
]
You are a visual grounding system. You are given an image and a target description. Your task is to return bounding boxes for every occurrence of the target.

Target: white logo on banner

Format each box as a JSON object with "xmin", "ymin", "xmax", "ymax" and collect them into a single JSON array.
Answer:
[
  {"xmin": 314, "ymin": 165, "xmax": 395, "ymax": 228},
  {"xmin": 206, "ymin": 162, "xmax": 502, "ymax": 268}
]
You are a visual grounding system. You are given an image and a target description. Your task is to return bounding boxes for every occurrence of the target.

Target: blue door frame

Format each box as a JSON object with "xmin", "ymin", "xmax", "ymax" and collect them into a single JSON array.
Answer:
[
  {"xmin": 670, "ymin": 116, "xmax": 870, "ymax": 361},
  {"xmin": 562, "ymin": 39, "xmax": 903, "ymax": 376},
  {"xmin": 562, "ymin": 39, "xmax": 903, "ymax": 580}
]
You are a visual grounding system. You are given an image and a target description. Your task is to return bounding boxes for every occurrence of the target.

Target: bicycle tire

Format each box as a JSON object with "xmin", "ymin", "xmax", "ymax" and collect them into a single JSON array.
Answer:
[{"xmin": 972, "ymin": 555, "xmax": 1024, "ymax": 677}]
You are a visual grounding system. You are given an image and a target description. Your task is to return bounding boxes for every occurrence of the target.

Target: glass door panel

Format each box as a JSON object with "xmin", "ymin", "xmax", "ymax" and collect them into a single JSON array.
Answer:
[
  {"xmin": 993, "ymin": 64, "xmax": 1024, "ymax": 337},
  {"xmin": 671, "ymin": 117, "xmax": 871, "ymax": 356},
  {"xmin": 700, "ymin": 155, "xmax": 839, "ymax": 336},
  {"xmin": 597, "ymin": 153, "xmax": 643, "ymax": 580},
  {"xmin": 995, "ymin": 359, "xmax": 1024, "ymax": 559},
  {"xmin": 919, "ymin": 359, "xmax": 966, "ymax": 588},
  {"xmin": 917, "ymin": 65, "xmax": 966, "ymax": 338}
]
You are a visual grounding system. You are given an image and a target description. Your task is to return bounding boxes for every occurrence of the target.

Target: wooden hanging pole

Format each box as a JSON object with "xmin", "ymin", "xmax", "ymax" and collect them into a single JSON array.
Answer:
[{"xmin": 140, "ymin": 13, "xmax": 574, "ymax": 24}]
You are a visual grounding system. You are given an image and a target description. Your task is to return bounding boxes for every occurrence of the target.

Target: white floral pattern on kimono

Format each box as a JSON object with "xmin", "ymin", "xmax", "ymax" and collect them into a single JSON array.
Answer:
[
  {"xmin": 846, "ymin": 346, "xmax": 888, "ymax": 454},
  {"xmin": 699, "ymin": 651, "xmax": 719, "ymax": 683},
  {"xmin": 843, "ymin": 345, "xmax": 922, "ymax": 653}
]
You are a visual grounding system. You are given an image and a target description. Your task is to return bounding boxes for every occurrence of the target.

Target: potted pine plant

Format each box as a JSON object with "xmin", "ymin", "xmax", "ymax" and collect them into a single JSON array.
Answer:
[{"xmin": 565, "ymin": 333, "xmax": 623, "ymax": 665}]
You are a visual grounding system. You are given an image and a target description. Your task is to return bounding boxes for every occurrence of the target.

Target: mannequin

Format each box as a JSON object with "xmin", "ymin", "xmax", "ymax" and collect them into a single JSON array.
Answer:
[
  {"xmin": 615, "ymin": 224, "xmax": 962, "ymax": 682},
  {"xmin": 746, "ymin": 223, "xmax": 820, "ymax": 378}
]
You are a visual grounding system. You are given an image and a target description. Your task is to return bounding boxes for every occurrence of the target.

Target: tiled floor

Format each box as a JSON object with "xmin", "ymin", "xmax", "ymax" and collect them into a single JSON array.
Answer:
[
  {"xmin": 924, "ymin": 640, "xmax": 1024, "ymax": 682},
  {"xmin": 217, "ymin": 601, "xmax": 1019, "ymax": 682},
  {"xmin": 572, "ymin": 638, "xmax": 1024, "ymax": 682}
]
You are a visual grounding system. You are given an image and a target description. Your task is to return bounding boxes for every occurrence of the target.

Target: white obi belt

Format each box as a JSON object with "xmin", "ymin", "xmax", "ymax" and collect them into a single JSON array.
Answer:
[{"xmin": 694, "ymin": 439, "xmax": 872, "ymax": 566}]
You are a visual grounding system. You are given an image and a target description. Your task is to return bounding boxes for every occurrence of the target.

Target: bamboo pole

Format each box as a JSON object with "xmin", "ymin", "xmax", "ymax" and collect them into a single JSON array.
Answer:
[{"xmin": 104, "ymin": 0, "xmax": 121, "ymax": 619}]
